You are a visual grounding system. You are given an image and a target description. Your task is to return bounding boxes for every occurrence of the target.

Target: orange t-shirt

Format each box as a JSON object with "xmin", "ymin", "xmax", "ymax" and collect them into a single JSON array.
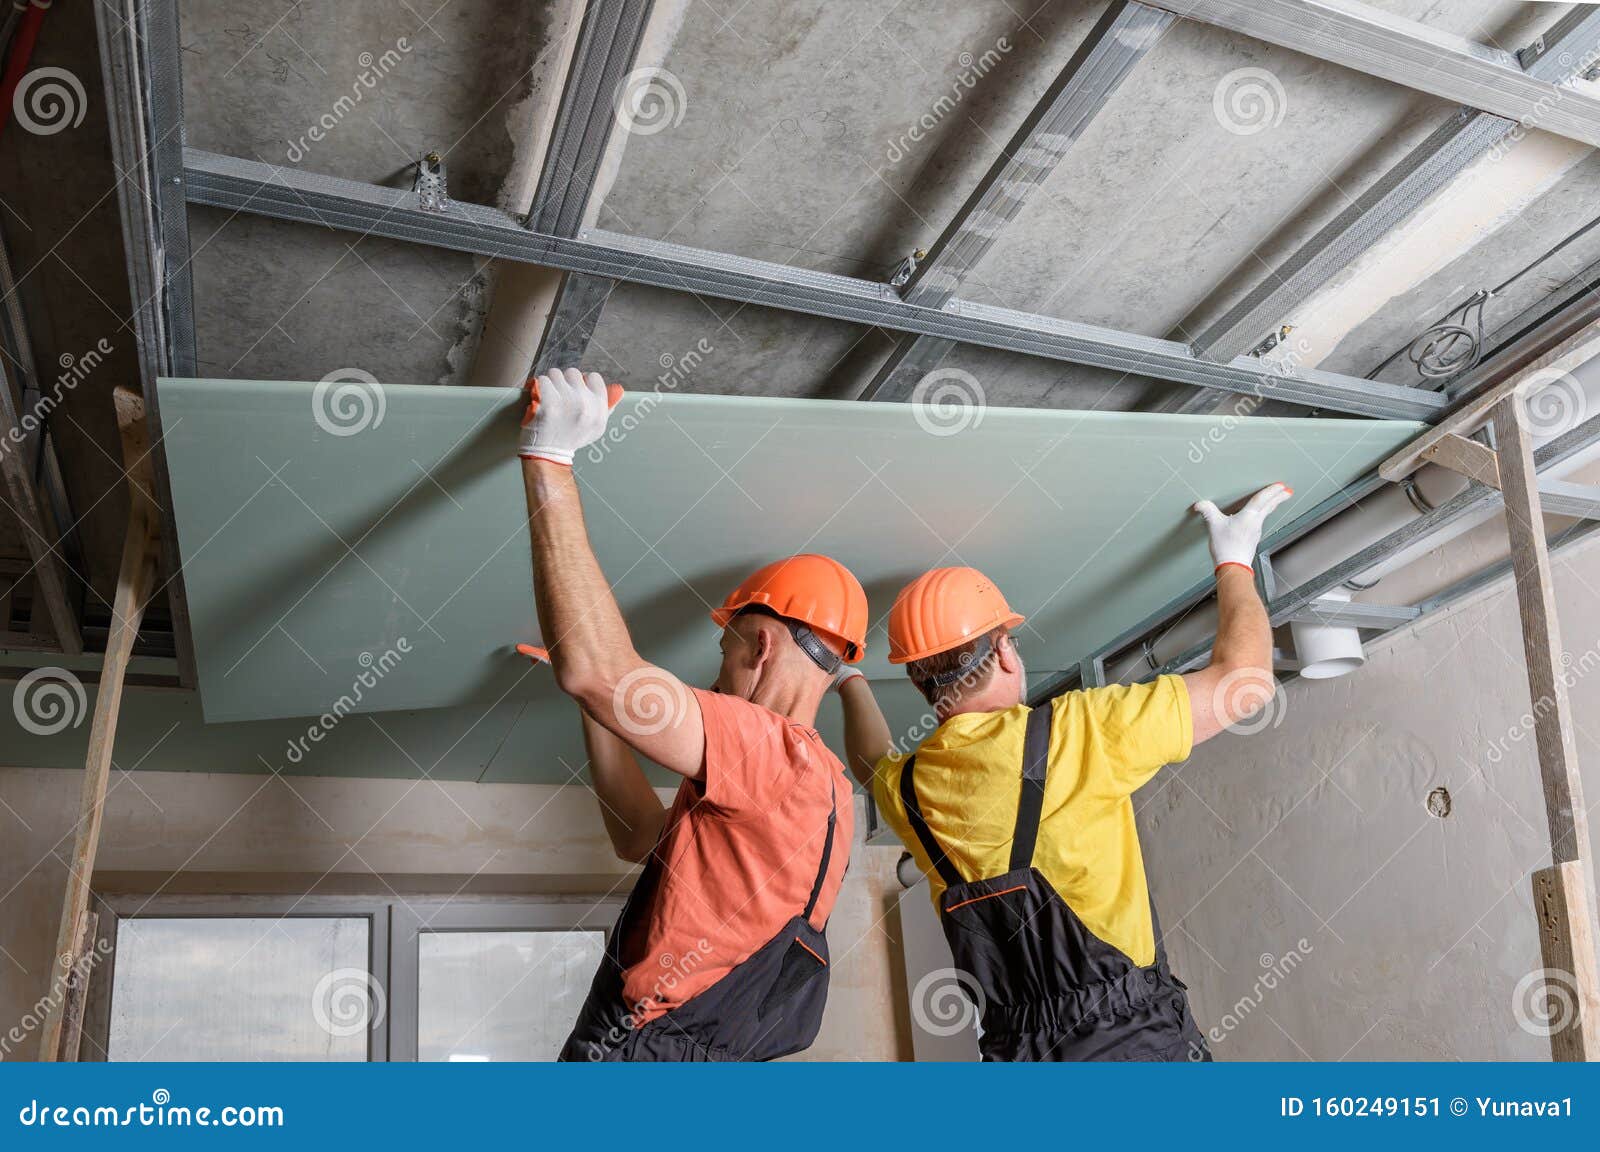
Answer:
[{"xmin": 618, "ymin": 688, "xmax": 852, "ymax": 1023}]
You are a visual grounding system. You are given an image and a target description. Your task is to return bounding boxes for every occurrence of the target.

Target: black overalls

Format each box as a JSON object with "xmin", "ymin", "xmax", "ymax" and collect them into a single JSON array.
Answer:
[
  {"xmin": 559, "ymin": 790, "xmax": 838, "ymax": 1062},
  {"xmin": 900, "ymin": 704, "xmax": 1210, "ymax": 1062}
]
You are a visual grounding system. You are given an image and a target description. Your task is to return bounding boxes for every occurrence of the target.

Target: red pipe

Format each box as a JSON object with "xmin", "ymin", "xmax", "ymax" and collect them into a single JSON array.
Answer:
[{"xmin": 0, "ymin": 1, "xmax": 54, "ymax": 142}]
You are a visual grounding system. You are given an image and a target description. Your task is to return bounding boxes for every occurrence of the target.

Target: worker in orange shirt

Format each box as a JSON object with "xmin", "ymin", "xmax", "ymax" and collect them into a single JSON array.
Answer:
[
  {"xmin": 517, "ymin": 367, "xmax": 864, "ymax": 1061},
  {"xmin": 835, "ymin": 483, "xmax": 1292, "ymax": 1061}
]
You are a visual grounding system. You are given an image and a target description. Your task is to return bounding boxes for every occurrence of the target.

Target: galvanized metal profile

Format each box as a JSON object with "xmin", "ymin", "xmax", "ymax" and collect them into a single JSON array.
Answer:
[
  {"xmin": 140, "ymin": 0, "xmax": 197, "ymax": 376},
  {"xmin": 529, "ymin": 1, "xmax": 654, "ymax": 373},
  {"xmin": 95, "ymin": 0, "xmax": 199, "ymax": 684},
  {"xmin": 862, "ymin": 0, "xmax": 1173, "ymax": 403},
  {"xmin": 183, "ymin": 149, "xmax": 1445, "ymax": 420},
  {"xmin": 524, "ymin": 0, "xmax": 655, "ymax": 238},
  {"xmin": 1148, "ymin": 411, "xmax": 1600, "ymax": 678},
  {"xmin": 1180, "ymin": 6, "xmax": 1600, "ymax": 373},
  {"xmin": 1537, "ymin": 478, "xmax": 1600, "ymax": 521},
  {"xmin": 1284, "ymin": 598, "xmax": 1421, "ymax": 629},
  {"xmin": 534, "ymin": 273, "xmax": 616, "ymax": 374},
  {"xmin": 1161, "ymin": 0, "xmax": 1600, "ymax": 149}
]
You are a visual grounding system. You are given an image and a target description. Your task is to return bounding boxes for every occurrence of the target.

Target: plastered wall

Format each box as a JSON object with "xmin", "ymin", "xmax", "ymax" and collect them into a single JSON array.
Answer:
[
  {"xmin": 0, "ymin": 769, "xmax": 910, "ymax": 1062},
  {"xmin": 1143, "ymin": 532, "xmax": 1600, "ymax": 1061}
]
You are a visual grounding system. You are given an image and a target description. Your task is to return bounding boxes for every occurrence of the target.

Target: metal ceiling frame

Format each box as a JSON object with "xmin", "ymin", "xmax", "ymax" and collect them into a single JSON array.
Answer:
[
  {"xmin": 527, "ymin": 0, "xmax": 656, "ymax": 376},
  {"xmin": 114, "ymin": 0, "xmax": 1600, "ymax": 702},
  {"xmin": 1175, "ymin": 4, "xmax": 1600, "ymax": 384},
  {"xmin": 1162, "ymin": 0, "xmax": 1600, "ymax": 150},
  {"xmin": 860, "ymin": 0, "xmax": 1175, "ymax": 402},
  {"xmin": 180, "ymin": 149, "xmax": 1441, "ymax": 420}
]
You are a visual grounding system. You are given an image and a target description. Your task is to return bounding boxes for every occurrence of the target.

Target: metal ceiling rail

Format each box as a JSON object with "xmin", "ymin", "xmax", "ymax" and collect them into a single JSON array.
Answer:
[
  {"xmin": 93, "ymin": 0, "xmax": 199, "ymax": 685},
  {"xmin": 182, "ymin": 149, "xmax": 1444, "ymax": 421},
  {"xmin": 1161, "ymin": 0, "xmax": 1600, "ymax": 150},
  {"xmin": 528, "ymin": 0, "xmax": 655, "ymax": 376},
  {"xmin": 525, "ymin": 0, "xmax": 655, "ymax": 238},
  {"xmin": 1179, "ymin": 5, "xmax": 1600, "ymax": 375},
  {"xmin": 861, "ymin": 0, "xmax": 1175, "ymax": 401}
]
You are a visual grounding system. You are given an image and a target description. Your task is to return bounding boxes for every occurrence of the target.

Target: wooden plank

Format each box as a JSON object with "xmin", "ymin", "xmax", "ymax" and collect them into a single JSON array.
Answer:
[
  {"xmin": 53, "ymin": 910, "xmax": 99, "ymax": 1063},
  {"xmin": 1422, "ymin": 433, "xmax": 1501, "ymax": 489},
  {"xmin": 36, "ymin": 388, "xmax": 161, "ymax": 1061},
  {"xmin": 1382, "ymin": 318, "xmax": 1600, "ymax": 482},
  {"xmin": 1532, "ymin": 863, "xmax": 1600, "ymax": 1062},
  {"xmin": 1492, "ymin": 393, "xmax": 1600, "ymax": 1061}
]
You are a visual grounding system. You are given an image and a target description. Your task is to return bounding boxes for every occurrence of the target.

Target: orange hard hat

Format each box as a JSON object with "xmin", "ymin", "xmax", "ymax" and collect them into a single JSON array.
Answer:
[
  {"xmin": 711, "ymin": 554, "xmax": 868, "ymax": 665},
  {"xmin": 887, "ymin": 566, "xmax": 1025, "ymax": 664}
]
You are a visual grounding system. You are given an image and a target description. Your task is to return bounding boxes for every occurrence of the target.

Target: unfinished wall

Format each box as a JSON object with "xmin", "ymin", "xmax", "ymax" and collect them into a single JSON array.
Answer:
[
  {"xmin": 1145, "ymin": 533, "xmax": 1600, "ymax": 1061},
  {"xmin": 0, "ymin": 769, "xmax": 909, "ymax": 1062}
]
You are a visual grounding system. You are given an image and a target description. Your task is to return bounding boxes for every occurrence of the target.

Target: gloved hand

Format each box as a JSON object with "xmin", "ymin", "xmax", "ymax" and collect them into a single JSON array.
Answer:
[
  {"xmin": 832, "ymin": 664, "xmax": 865, "ymax": 693},
  {"xmin": 1191, "ymin": 482, "xmax": 1293, "ymax": 574},
  {"xmin": 517, "ymin": 367, "xmax": 624, "ymax": 464}
]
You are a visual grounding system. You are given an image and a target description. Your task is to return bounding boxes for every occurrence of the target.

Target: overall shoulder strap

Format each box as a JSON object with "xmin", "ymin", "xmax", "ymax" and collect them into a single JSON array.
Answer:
[
  {"xmin": 898, "ymin": 756, "xmax": 962, "ymax": 886},
  {"xmin": 1009, "ymin": 703, "xmax": 1053, "ymax": 872},
  {"xmin": 802, "ymin": 775, "xmax": 839, "ymax": 922}
]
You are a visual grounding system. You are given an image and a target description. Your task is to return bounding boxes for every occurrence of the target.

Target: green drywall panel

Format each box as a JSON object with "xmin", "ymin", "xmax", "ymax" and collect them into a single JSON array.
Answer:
[{"xmin": 158, "ymin": 379, "xmax": 1420, "ymax": 734}]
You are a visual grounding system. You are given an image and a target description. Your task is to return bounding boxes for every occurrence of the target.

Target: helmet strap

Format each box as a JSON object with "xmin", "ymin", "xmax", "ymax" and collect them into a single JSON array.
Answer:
[
  {"xmin": 732, "ymin": 605, "xmax": 843, "ymax": 675},
  {"xmin": 920, "ymin": 632, "xmax": 996, "ymax": 691}
]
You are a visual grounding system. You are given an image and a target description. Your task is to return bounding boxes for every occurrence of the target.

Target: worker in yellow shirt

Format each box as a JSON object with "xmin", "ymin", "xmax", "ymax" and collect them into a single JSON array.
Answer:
[{"xmin": 835, "ymin": 483, "xmax": 1292, "ymax": 1061}]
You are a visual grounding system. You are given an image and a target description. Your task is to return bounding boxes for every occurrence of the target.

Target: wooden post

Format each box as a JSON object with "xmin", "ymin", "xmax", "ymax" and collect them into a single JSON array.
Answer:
[
  {"xmin": 1492, "ymin": 393, "xmax": 1600, "ymax": 1061},
  {"xmin": 36, "ymin": 388, "xmax": 161, "ymax": 1061},
  {"xmin": 52, "ymin": 910, "xmax": 100, "ymax": 1063}
]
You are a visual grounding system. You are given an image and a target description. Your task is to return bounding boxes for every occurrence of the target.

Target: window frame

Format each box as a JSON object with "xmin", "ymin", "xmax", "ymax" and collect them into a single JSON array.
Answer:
[
  {"xmin": 389, "ymin": 898, "xmax": 622, "ymax": 1062},
  {"xmin": 81, "ymin": 893, "xmax": 623, "ymax": 1063}
]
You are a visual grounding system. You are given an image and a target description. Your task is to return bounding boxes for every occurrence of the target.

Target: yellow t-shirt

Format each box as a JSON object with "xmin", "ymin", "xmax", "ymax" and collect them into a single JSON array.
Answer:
[{"xmin": 872, "ymin": 676, "xmax": 1193, "ymax": 967}]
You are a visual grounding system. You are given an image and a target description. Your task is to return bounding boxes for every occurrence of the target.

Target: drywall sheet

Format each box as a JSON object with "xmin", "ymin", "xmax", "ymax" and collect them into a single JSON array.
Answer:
[{"xmin": 158, "ymin": 379, "xmax": 1420, "ymax": 725}]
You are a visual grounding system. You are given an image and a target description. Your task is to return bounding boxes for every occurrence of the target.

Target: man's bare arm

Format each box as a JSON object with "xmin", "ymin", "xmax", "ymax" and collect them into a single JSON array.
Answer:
[
  {"xmin": 579, "ymin": 708, "xmax": 668, "ymax": 863},
  {"xmin": 835, "ymin": 670, "xmax": 894, "ymax": 789},
  {"xmin": 519, "ymin": 369, "xmax": 706, "ymax": 779}
]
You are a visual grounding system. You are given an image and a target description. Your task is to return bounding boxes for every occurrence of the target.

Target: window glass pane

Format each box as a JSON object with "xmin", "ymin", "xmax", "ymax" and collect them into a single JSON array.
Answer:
[
  {"xmin": 417, "ymin": 930, "xmax": 604, "ymax": 1061},
  {"xmin": 108, "ymin": 917, "xmax": 370, "ymax": 1061}
]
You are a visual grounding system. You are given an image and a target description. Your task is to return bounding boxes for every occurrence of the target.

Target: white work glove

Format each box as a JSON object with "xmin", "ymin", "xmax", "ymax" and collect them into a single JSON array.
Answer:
[
  {"xmin": 1191, "ymin": 482, "xmax": 1293, "ymax": 573},
  {"xmin": 517, "ymin": 367, "xmax": 621, "ymax": 465},
  {"xmin": 832, "ymin": 665, "xmax": 864, "ymax": 693}
]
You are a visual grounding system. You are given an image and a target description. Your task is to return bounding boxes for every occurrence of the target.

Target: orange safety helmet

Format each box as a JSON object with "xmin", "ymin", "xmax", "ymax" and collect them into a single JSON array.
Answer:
[
  {"xmin": 711, "ymin": 554, "xmax": 868, "ymax": 667},
  {"xmin": 887, "ymin": 566, "xmax": 1025, "ymax": 664}
]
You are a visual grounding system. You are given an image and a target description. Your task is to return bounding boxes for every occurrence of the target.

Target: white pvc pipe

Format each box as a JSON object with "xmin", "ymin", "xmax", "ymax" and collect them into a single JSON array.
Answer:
[{"xmin": 1107, "ymin": 357, "xmax": 1600, "ymax": 683}]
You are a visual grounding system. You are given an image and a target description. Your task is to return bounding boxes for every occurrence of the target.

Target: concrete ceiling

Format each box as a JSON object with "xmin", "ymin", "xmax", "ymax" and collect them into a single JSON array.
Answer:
[{"xmin": 1, "ymin": 0, "xmax": 1598, "ymax": 726}]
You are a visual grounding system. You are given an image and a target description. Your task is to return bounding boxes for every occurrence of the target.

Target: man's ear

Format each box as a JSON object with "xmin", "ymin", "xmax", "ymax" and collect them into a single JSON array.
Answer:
[{"xmin": 995, "ymin": 633, "xmax": 1020, "ymax": 674}]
